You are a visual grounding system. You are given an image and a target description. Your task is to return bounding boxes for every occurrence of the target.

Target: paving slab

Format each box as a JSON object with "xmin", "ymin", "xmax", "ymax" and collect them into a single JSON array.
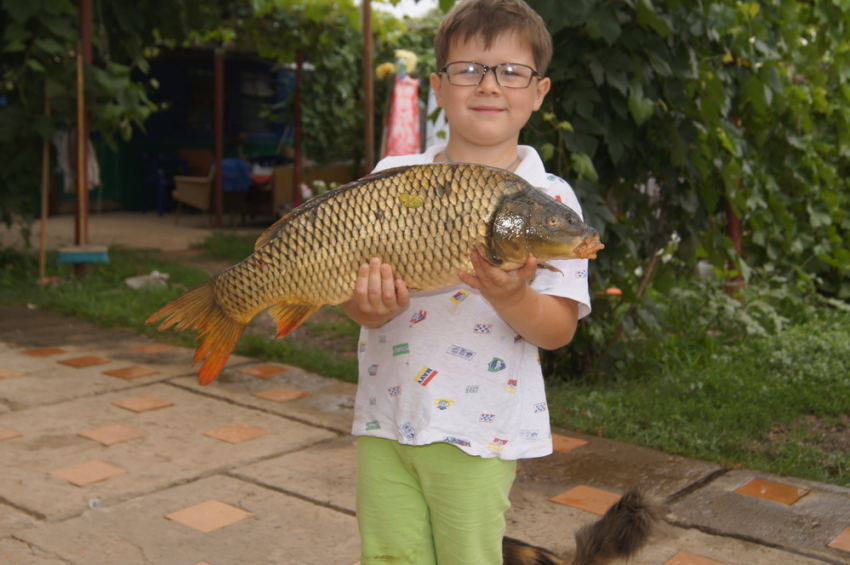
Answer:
[
  {"xmin": 0, "ymin": 538, "xmax": 67, "ymax": 565},
  {"xmin": 170, "ymin": 361, "xmax": 356, "ymax": 433},
  {"xmin": 668, "ymin": 470, "xmax": 850, "ymax": 564},
  {"xmin": 17, "ymin": 475, "xmax": 361, "ymax": 565},
  {"xmin": 515, "ymin": 428, "xmax": 724, "ymax": 501},
  {"xmin": 0, "ymin": 501, "xmax": 37, "ymax": 537},
  {"xmin": 232, "ymin": 434, "xmax": 358, "ymax": 513},
  {"xmin": 0, "ymin": 306, "xmax": 139, "ymax": 349},
  {"xmin": 0, "ymin": 383, "xmax": 336, "ymax": 521},
  {"xmin": 504, "ymin": 484, "xmax": 834, "ymax": 565}
]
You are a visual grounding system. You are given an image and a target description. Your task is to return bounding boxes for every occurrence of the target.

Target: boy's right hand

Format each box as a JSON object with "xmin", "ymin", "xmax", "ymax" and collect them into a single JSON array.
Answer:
[{"xmin": 342, "ymin": 257, "xmax": 410, "ymax": 328}]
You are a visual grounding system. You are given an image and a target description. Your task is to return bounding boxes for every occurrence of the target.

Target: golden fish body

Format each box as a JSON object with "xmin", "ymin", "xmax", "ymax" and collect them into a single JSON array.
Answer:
[{"xmin": 147, "ymin": 163, "xmax": 603, "ymax": 385}]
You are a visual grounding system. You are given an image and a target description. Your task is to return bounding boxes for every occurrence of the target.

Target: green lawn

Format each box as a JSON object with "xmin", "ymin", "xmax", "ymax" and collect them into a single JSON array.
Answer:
[{"xmin": 1, "ymin": 239, "xmax": 847, "ymax": 487}]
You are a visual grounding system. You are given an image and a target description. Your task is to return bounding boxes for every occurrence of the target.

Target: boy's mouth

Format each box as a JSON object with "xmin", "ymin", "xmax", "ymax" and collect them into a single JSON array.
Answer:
[{"xmin": 472, "ymin": 106, "xmax": 505, "ymax": 114}]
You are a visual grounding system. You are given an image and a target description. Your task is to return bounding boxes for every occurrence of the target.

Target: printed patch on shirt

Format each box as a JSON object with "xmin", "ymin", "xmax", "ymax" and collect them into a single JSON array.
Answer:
[
  {"xmin": 575, "ymin": 269, "xmax": 588, "ymax": 279},
  {"xmin": 447, "ymin": 345, "xmax": 476, "ymax": 360},
  {"xmin": 519, "ymin": 430, "xmax": 539, "ymax": 440},
  {"xmin": 379, "ymin": 335, "xmax": 387, "ymax": 343},
  {"xmin": 413, "ymin": 367, "xmax": 439, "ymax": 386},
  {"xmin": 488, "ymin": 358, "xmax": 507, "ymax": 372},
  {"xmin": 465, "ymin": 385, "xmax": 479, "ymax": 394},
  {"xmin": 365, "ymin": 420, "xmax": 381, "ymax": 431},
  {"xmin": 533, "ymin": 402, "xmax": 548, "ymax": 413},
  {"xmin": 514, "ymin": 335, "xmax": 524, "ymax": 344},
  {"xmin": 398, "ymin": 422, "xmax": 415, "ymax": 440},
  {"xmin": 536, "ymin": 354, "xmax": 540, "ymax": 365},
  {"xmin": 505, "ymin": 379, "xmax": 518, "ymax": 393},
  {"xmin": 434, "ymin": 398, "xmax": 455, "ymax": 410},
  {"xmin": 393, "ymin": 342, "xmax": 410, "ymax": 356},
  {"xmin": 479, "ymin": 413, "xmax": 495, "ymax": 423},
  {"xmin": 359, "ymin": 341, "xmax": 367, "ymax": 353},
  {"xmin": 488, "ymin": 438, "xmax": 509, "ymax": 451},
  {"xmin": 449, "ymin": 289, "xmax": 471, "ymax": 304},
  {"xmin": 368, "ymin": 364, "xmax": 379, "ymax": 376},
  {"xmin": 473, "ymin": 323, "xmax": 493, "ymax": 334},
  {"xmin": 387, "ymin": 386, "xmax": 401, "ymax": 397},
  {"xmin": 409, "ymin": 310, "xmax": 427, "ymax": 324},
  {"xmin": 443, "ymin": 436, "xmax": 471, "ymax": 447},
  {"xmin": 369, "ymin": 396, "xmax": 377, "ymax": 405}
]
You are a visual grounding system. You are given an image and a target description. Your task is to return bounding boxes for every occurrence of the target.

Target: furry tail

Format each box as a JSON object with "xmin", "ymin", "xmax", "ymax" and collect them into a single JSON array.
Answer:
[
  {"xmin": 146, "ymin": 279, "xmax": 247, "ymax": 386},
  {"xmin": 502, "ymin": 489, "xmax": 660, "ymax": 565},
  {"xmin": 571, "ymin": 489, "xmax": 661, "ymax": 565}
]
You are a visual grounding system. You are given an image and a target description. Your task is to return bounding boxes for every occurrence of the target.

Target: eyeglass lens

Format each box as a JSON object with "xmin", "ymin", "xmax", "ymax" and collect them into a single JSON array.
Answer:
[{"xmin": 443, "ymin": 62, "xmax": 536, "ymax": 88}]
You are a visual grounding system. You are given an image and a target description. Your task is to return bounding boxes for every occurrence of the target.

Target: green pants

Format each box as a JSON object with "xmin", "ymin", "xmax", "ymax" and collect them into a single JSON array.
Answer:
[{"xmin": 356, "ymin": 436, "xmax": 517, "ymax": 565}]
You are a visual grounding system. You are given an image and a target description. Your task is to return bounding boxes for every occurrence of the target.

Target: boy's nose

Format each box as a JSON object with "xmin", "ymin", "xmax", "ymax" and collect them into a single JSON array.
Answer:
[{"xmin": 476, "ymin": 68, "xmax": 502, "ymax": 93}]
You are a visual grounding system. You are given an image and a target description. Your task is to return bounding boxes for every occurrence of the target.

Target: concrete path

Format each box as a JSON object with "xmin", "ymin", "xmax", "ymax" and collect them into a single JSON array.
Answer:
[
  {"xmin": 1, "ymin": 305, "xmax": 848, "ymax": 565},
  {"xmin": 0, "ymin": 212, "xmax": 848, "ymax": 564}
]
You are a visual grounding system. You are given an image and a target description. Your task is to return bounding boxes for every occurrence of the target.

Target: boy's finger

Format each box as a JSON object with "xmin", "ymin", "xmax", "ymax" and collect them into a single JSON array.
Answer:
[
  {"xmin": 381, "ymin": 264, "xmax": 397, "ymax": 304},
  {"xmin": 395, "ymin": 279, "xmax": 411, "ymax": 306}
]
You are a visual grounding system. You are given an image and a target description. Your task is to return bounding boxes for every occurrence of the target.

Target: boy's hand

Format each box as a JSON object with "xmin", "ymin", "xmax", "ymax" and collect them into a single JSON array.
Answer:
[
  {"xmin": 343, "ymin": 257, "xmax": 410, "ymax": 328},
  {"xmin": 457, "ymin": 251, "xmax": 537, "ymax": 305}
]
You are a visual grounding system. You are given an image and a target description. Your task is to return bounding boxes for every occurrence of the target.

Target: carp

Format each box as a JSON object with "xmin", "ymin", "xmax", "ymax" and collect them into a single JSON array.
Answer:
[{"xmin": 147, "ymin": 163, "xmax": 604, "ymax": 385}]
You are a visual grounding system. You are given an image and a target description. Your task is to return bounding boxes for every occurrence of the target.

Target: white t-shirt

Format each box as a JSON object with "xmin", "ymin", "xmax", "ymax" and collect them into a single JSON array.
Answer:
[{"xmin": 350, "ymin": 145, "xmax": 592, "ymax": 460}]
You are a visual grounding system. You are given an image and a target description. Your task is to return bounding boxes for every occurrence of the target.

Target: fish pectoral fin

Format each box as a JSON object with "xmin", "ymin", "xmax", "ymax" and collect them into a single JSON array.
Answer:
[
  {"xmin": 268, "ymin": 300, "xmax": 321, "ymax": 338},
  {"xmin": 537, "ymin": 262, "xmax": 564, "ymax": 276}
]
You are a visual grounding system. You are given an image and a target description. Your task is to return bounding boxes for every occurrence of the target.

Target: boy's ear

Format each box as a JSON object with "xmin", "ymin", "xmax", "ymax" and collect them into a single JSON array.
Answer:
[
  {"xmin": 533, "ymin": 77, "xmax": 551, "ymax": 111},
  {"xmin": 430, "ymin": 73, "xmax": 444, "ymax": 107}
]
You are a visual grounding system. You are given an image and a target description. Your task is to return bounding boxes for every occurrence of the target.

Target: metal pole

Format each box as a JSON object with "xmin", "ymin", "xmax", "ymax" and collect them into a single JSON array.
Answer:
[
  {"xmin": 362, "ymin": 0, "xmax": 374, "ymax": 172},
  {"xmin": 214, "ymin": 49, "xmax": 225, "ymax": 229},
  {"xmin": 75, "ymin": 0, "xmax": 93, "ymax": 278}
]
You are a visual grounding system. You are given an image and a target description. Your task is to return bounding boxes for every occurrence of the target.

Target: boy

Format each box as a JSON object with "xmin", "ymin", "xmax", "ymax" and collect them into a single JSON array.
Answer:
[{"xmin": 343, "ymin": 1, "xmax": 592, "ymax": 563}]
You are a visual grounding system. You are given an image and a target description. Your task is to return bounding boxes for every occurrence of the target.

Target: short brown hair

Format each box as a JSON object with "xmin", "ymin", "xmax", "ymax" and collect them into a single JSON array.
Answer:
[{"xmin": 434, "ymin": 0, "xmax": 553, "ymax": 76}]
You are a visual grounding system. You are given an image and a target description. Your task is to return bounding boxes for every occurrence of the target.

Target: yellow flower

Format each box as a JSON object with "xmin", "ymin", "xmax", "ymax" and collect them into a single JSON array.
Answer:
[
  {"xmin": 394, "ymin": 49, "xmax": 418, "ymax": 73},
  {"xmin": 376, "ymin": 62, "xmax": 396, "ymax": 80}
]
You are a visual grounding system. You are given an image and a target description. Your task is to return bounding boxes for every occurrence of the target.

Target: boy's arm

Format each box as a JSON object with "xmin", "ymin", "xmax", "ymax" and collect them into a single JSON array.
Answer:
[
  {"xmin": 342, "ymin": 257, "xmax": 410, "ymax": 328},
  {"xmin": 457, "ymin": 252, "xmax": 579, "ymax": 350}
]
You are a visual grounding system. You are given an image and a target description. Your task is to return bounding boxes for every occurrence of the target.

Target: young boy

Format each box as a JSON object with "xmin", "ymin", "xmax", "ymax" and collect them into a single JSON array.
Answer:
[{"xmin": 343, "ymin": 1, "xmax": 592, "ymax": 563}]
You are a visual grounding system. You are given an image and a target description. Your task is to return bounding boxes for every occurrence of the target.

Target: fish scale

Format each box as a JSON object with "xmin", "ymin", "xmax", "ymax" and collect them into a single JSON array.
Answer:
[{"xmin": 147, "ymin": 163, "xmax": 604, "ymax": 385}]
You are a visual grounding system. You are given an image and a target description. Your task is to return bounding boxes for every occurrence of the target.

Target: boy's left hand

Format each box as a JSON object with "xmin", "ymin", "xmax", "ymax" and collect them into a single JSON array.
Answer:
[{"xmin": 457, "ymin": 251, "xmax": 537, "ymax": 304}]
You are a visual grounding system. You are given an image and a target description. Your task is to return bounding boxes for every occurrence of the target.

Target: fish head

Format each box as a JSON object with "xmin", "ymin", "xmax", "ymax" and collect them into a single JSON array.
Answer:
[{"xmin": 488, "ymin": 188, "xmax": 604, "ymax": 267}]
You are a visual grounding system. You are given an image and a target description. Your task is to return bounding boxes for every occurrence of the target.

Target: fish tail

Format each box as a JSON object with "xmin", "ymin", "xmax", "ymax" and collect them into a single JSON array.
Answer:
[{"xmin": 146, "ymin": 279, "xmax": 247, "ymax": 385}]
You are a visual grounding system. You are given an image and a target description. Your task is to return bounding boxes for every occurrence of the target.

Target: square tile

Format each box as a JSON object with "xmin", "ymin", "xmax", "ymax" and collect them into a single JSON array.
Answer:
[
  {"xmin": 0, "ymin": 425, "xmax": 22, "ymax": 441},
  {"xmin": 663, "ymin": 552, "xmax": 728, "ymax": 565},
  {"xmin": 552, "ymin": 433, "xmax": 588, "ymax": 453},
  {"xmin": 112, "ymin": 395, "xmax": 174, "ymax": 413},
  {"xmin": 203, "ymin": 423, "xmax": 270, "ymax": 444},
  {"xmin": 49, "ymin": 460, "xmax": 128, "ymax": 487},
  {"xmin": 0, "ymin": 368, "xmax": 27, "ymax": 380},
  {"xmin": 102, "ymin": 365, "xmax": 159, "ymax": 380},
  {"xmin": 22, "ymin": 346, "xmax": 67, "ymax": 357},
  {"xmin": 252, "ymin": 387, "xmax": 310, "ymax": 403},
  {"xmin": 58, "ymin": 355, "xmax": 111, "ymax": 368},
  {"xmin": 828, "ymin": 528, "xmax": 850, "ymax": 553},
  {"xmin": 733, "ymin": 477, "xmax": 809, "ymax": 505},
  {"xmin": 165, "ymin": 499, "xmax": 254, "ymax": 533},
  {"xmin": 550, "ymin": 485, "xmax": 622, "ymax": 516},
  {"xmin": 132, "ymin": 344, "xmax": 178, "ymax": 354},
  {"xmin": 238, "ymin": 364, "xmax": 289, "ymax": 379},
  {"xmin": 78, "ymin": 424, "xmax": 147, "ymax": 446},
  {"xmin": 192, "ymin": 562, "xmax": 215, "ymax": 565}
]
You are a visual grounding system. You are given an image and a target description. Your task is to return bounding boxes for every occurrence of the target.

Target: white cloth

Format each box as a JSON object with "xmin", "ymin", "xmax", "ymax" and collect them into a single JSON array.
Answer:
[
  {"xmin": 350, "ymin": 145, "xmax": 592, "ymax": 460},
  {"xmin": 52, "ymin": 130, "xmax": 101, "ymax": 193}
]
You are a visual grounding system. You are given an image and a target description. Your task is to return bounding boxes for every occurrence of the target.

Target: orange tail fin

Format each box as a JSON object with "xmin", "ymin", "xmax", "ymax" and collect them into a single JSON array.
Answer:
[{"xmin": 146, "ymin": 280, "xmax": 247, "ymax": 386}]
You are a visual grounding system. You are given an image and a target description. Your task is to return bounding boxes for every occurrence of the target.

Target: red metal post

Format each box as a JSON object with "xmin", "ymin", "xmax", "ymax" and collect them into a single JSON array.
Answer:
[
  {"xmin": 74, "ymin": 0, "xmax": 93, "ymax": 278},
  {"xmin": 214, "ymin": 49, "xmax": 225, "ymax": 229},
  {"xmin": 363, "ymin": 0, "xmax": 374, "ymax": 172}
]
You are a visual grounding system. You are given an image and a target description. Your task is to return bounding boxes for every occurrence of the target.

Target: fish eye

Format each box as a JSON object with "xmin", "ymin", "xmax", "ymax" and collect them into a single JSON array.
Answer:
[{"xmin": 546, "ymin": 216, "xmax": 558, "ymax": 227}]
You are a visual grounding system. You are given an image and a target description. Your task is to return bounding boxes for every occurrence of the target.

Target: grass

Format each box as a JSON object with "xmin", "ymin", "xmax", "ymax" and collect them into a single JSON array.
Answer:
[{"xmin": 1, "ymin": 239, "xmax": 847, "ymax": 487}]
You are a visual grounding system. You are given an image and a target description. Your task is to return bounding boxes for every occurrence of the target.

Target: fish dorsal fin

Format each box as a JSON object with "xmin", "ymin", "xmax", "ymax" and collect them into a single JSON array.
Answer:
[
  {"xmin": 268, "ymin": 300, "xmax": 321, "ymax": 338},
  {"xmin": 253, "ymin": 165, "xmax": 419, "ymax": 252}
]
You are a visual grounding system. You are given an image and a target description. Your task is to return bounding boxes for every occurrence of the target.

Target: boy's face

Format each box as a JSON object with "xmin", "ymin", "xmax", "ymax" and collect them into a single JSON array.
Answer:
[{"xmin": 430, "ymin": 33, "xmax": 551, "ymax": 150}]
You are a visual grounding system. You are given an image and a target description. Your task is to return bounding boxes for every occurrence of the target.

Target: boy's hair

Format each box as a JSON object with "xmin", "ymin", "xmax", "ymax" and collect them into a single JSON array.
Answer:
[{"xmin": 434, "ymin": 0, "xmax": 553, "ymax": 76}]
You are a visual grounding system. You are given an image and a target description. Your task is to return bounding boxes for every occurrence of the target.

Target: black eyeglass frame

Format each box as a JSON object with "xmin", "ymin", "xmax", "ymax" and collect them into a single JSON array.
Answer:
[{"xmin": 437, "ymin": 61, "xmax": 542, "ymax": 89}]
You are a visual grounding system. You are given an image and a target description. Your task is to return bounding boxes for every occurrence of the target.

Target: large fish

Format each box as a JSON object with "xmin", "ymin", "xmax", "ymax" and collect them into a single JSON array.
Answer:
[{"xmin": 147, "ymin": 163, "xmax": 604, "ymax": 385}]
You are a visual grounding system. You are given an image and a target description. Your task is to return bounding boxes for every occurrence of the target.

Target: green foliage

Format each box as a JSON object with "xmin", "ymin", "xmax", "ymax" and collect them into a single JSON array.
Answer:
[{"xmin": 524, "ymin": 0, "xmax": 850, "ymax": 376}]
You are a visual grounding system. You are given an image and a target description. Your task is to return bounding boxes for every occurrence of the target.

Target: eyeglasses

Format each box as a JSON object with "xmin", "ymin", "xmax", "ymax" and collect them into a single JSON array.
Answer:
[{"xmin": 438, "ymin": 61, "xmax": 541, "ymax": 89}]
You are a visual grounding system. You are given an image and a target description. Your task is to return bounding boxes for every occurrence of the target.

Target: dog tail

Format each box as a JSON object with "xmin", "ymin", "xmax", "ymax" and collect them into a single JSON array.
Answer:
[
  {"xmin": 571, "ymin": 488, "xmax": 661, "ymax": 565},
  {"xmin": 503, "ymin": 537, "xmax": 568, "ymax": 565}
]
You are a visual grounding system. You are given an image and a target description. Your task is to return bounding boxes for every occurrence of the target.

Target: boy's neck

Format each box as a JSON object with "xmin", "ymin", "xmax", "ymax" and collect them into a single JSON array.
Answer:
[{"xmin": 439, "ymin": 142, "xmax": 522, "ymax": 172}]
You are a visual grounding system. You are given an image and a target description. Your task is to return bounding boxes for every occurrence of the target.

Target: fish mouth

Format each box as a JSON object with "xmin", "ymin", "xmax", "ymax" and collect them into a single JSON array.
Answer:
[{"xmin": 574, "ymin": 237, "xmax": 605, "ymax": 260}]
